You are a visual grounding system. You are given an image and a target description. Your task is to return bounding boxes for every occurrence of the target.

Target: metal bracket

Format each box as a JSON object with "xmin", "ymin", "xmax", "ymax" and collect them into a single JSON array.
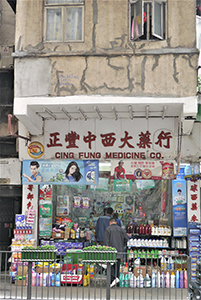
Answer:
[{"xmin": 8, "ymin": 114, "xmax": 31, "ymax": 142}]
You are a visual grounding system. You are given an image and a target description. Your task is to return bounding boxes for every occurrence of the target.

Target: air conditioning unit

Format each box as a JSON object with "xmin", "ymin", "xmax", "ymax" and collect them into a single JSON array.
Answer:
[{"xmin": 0, "ymin": 45, "xmax": 14, "ymax": 69}]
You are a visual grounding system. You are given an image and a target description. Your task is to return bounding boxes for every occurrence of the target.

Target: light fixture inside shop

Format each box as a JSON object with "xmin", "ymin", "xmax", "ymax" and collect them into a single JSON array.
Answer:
[
  {"xmin": 146, "ymin": 105, "xmax": 149, "ymax": 120},
  {"xmin": 94, "ymin": 106, "xmax": 102, "ymax": 120},
  {"xmin": 77, "ymin": 107, "xmax": 87, "ymax": 121},
  {"xmin": 128, "ymin": 105, "xmax": 134, "ymax": 120},
  {"xmin": 112, "ymin": 106, "xmax": 118, "ymax": 120},
  {"xmin": 162, "ymin": 105, "xmax": 168, "ymax": 119},
  {"xmin": 61, "ymin": 107, "xmax": 72, "ymax": 121},
  {"xmin": 44, "ymin": 108, "xmax": 56, "ymax": 120}
]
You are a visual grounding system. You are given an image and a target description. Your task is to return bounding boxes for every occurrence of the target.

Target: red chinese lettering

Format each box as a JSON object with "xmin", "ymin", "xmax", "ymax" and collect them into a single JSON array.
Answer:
[
  {"xmin": 191, "ymin": 214, "xmax": 198, "ymax": 222},
  {"xmin": 119, "ymin": 131, "xmax": 134, "ymax": 149},
  {"xmin": 83, "ymin": 131, "xmax": 96, "ymax": 149},
  {"xmin": 191, "ymin": 203, "xmax": 198, "ymax": 211},
  {"xmin": 47, "ymin": 132, "xmax": 62, "ymax": 148},
  {"xmin": 191, "ymin": 194, "xmax": 198, "ymax": 201},
  {"xmin": 190, "ymin": 184, "xmax": 198, "ymax": 193},
  {"xmin": 155, "ymin": 131, "xmax": 172, "ymax": 148},
  {"xmin": 27, "ymin": 185, "xmax": 33, "ymax": 191},
  {"xmin": 65, "ymin": 131, "xmax": 80, "ymax": 148},
  {"xmin": 100, "ymin": 132, "xmax": 116, "ymax": 147},
  {"xmin": 137, "ymin": 131, "xmax": 152, "ymax": 148},
  {"xmin": 27, "ymin": 201, "xmax": 32, "ymax": 210},
  {"xmin": 27, "ymin": 193, "xmax": 34, "ymax": 201}
]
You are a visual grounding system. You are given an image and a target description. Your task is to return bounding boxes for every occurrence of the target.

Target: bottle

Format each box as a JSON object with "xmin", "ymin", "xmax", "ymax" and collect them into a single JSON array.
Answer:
[
  {"xmin": 46, "ymin": 273, "xmax": 51, "ymax": 287},
  {"xmin": 89, "ymin": 265, "xmax": 94, "ymax": 278},
  {"xmin": 124, "ymin": 273, "xmax": 129, "ymax": 287},
  {"xmin": 39, "ymin": 273, "xmax": 43, "ymax": 286},
  {"xmin": 76, "ymin": 228, "xmax": 80, "ymax": 239},
  {"xmin": 32, "ymin": 272, "xmax": 36, "ymax": 286},
  {"xmin": 84, "ymin": 275, "xmax": 88, "ymax": 286},
  {"xmin": 161, "ymin": 256, "xmax": 166, "ymax": 271},
  {"xmin": 165, "ymin": 271, "xmax": 169, "ymax": 288},
  {"xmin": 55, "ymin": 272, "xmax": 61, "ymax": 287},
  {"xmin": 139, "ymin": 273, "xmax": 144, "ymax": 288},
  {"xmin": 144, "ymin": 273, "xmax": 151, "ymax": 288},
  {"xmin": 176, "ymin": 270, "xmax": 180, "ymax": 288},
  {"xmin": 180, "ymin": 270, "xmax": 184, "ymax": 289},
  {"xmin": 156, "ymin": 271, "xmax": 160, "ymax": 288},
  {"xmin": 171, "ymin": 272, "xmax": 175, "ymax": 288},
  {"xmin": 168, "ymin": 256, "xmax": 174, "ymax": 270},
  {"xmin": 130, "ymin": 273, "xmax": 136, "ymax": 288},
  {"xmin": 119, "ymin": 272, "xmax": 124, "ymax": 287},
  {"xmin": 35, "ymin": 273, "xmax": 39, "ymax": 286},
  {"xmin": 160, "ymin": 272, "xmax": 164, "ymax": 288},
  {"xmin": 151, "ymin": 271, "xmax": 156, "ymax": 288},
  {"xmin": 51, "ymin": 272, "xmax": 55, "ymax": 286},
  {"xmin": 184, "ymin": 269, "xmax": 188, "ymax": 289}
]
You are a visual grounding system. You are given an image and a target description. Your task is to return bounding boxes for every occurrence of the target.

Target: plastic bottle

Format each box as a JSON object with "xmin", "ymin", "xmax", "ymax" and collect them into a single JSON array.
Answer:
[
  {"xmin": 144, "ymin": 273, "xmax": 151, "ymax": 288},
  {"xmin": 160, "ymin": 272, "xmax": 164, "ymax": 288},
  {"xmin": 43, "ymin": 273, "xmax": 47, "ymax": 286},
  {"xmin": 168, "ymin": 256, "xmax": 174, "ymax": 270},
  {"xmin": 171, "ymin": 272, "xmax": 175, "ymax": 288},
  {"xmin": 89, "ymin": 265, "xmax": 94, "ymax": 278},
  {"xmin": 76, "ymin": 228, "xmax": 80, "ymax": 239},
  {"xmin": 39, "ymin": 273, "xmax": 43, "ymax": 286},
  {"xmin": 184, "ymin": 269, "xmax": 188, "ymax": 289},
  {"xmin": 156, "ymin": 271, "xmax": 160, "ymax": 288},
  {"xmin": 55, "ymin": 272, "xmax": 61, "ymax": 287},
  {"xmin": 151, "ymin": 271, "xmax": 156, "ymax": 288},
  {"xmin": 51, "ymin": 272, "xmax": 55, "ymax": 286},
  {"xmin": 165, "ymin": 271, "xmax": 169, "ymax": 288},
  {"xmin": 46, "ymin": 273, "xmax": 51, "ymax": 287},
  {"xmin": 139, "ymin": 273, "xmax": 144, "ymax": 288},
  {"xmin": 176, "ymin": 270, "xmax": 180, "ymax": 288},
  {"xmin": 32, "ymin": 272, "xmax": 36, "ymax": 286},
  {"xmin": 35, "ymin": 273, "xmax": 39, "ymax": 286},
  {"xmin": 161, "ymin": 256, "xmax": 166, "ymax": 271},
  {"xmin": 84, "ymin": 275, "xmax": 88, "ymax": 286},
  {"xmin": 130, "ymin": 273, "xmax": 136, "ymax": 288},
  {"xmin": 119, "ymin": 272, "xmax": 125, "ymax": 287},
  {"xmin": 180, "ymin": 270, "xmax": 184, "ymax": 289},
  {"xmin": 124, "ymin": 273, "xmax": 129, "ymax": 287}
]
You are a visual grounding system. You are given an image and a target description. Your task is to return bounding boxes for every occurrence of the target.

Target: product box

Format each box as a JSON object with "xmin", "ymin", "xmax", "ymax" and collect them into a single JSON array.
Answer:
[
  {"xmin": 15, "ymin": 279, "xmax": 26, "ymax": 286},
  {"xmin": 35, "ymin": 266, "xmax": 60, "ymax": 274},
  {"xmin": 17, "ymin": 266, "xmax": 28, "ymax": 276},
  {"xmin": 52, "ymin": 231, "xmax": 64, "ymax": 239},
  {"xmin": 65, "ymin": 227, "xmax": 71, "ymax": 240},
  {"xmin": 134, "ymin": 266, "xmax": 146, "ymax": 278},
  {"xmin": 146, "ymin": 266, "xmax": 160, "ymax": 277}
]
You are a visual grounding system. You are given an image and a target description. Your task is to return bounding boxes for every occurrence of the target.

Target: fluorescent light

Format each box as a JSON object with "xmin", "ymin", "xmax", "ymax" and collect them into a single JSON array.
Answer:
[
  {"xmin": 78, "ymin": 107, "xmax": 87, "ymax": 121},
  {"xmin": 94, "ymin": 106, "xmax": 102, "ymax": 120},
  {"xmin": 146, "ymin": 105, "xmax": 149, "ymax": 120},
  {"xmin": 61, "ymin": 107, "xmax": 71, "ymax": 121},
  {"xmin": 128, "ymin": 105, "xmax": 134, "ymax": 120}
]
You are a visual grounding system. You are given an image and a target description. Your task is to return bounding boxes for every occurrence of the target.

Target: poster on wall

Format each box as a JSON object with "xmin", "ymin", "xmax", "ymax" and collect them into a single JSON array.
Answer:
[
  {"xmin": 39, "ymin": 217, "xmax": 52, "ymax": 236},
  {"xmin": 56, "ymin": 195, "xmax": 70, "ymax": 216},
  {"xmin": 110, "ymin": 160, "xmax": 175, "ymax": 180},
  {"xmin": 39, "ymin": 184, "xmax": 52, "ymax": 237},
  {"xmin": 172, "ymin": 180, "xmax": 187, "ymax": 236},
  {"xmin": 114, "ymin": 180, "xmax": 132, "ymax": 192},
  {"xmin": 22, "ymin": 160, "xmax": 99, "ymax": 185},
  {"xmin": 187, "ymin": 180, "xmax": 200, "ymax": 223}
]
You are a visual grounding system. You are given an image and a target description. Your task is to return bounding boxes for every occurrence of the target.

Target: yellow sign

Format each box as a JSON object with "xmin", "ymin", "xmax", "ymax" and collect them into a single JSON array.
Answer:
[{"xmin": 27, "ymin": 141, "xmax": 44, "ymax": 159}]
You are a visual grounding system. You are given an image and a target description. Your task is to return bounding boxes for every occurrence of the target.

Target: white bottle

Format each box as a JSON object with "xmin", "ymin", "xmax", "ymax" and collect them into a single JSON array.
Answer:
[
  {"xmin": 152, "ymin": 271, "xmax": 156, "ymax": 288},
  {"xmin": 144, "ymin": 273, "xmax": 151, "ymax": 288},
  {"xmin": 130, "ymin": 273, "xmax": 136, "ymax": 288},
  {"xmin": 171, "ymin": 272, "xmax": 175, "ymax": 288},
  {"xmin": 160, "ymin": 272, "xmax": 164, "ymax": 288},
  {"xmin": 157, "ymin": 271, "xmax": 160, "ymax": 288},
  {"xmin": 139, "ymin": 273, "xmax": 144, "ymax": 288},
  {"xmin": 43, "ymin": 273, "xmax": 47, "ymax": 286},
  {"xmin": 165, "ymin": 271, "xmax": 170, "ymax": 288}
]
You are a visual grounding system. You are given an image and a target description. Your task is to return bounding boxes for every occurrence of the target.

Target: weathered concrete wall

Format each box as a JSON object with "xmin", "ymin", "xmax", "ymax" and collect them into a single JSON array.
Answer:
[
  {"xmin": 14, "ymin": 0, "xmax": 198, "ymax": 98},
  {"xmin": 0, "ymin": 0, "xmax": 15, "ymax": 45}
]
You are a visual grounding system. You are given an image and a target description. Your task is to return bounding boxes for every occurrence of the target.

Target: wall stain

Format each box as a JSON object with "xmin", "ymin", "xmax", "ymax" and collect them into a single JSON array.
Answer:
[
  {"xmin": 141, "ymin": 56, "xmax": 147, "ymax": 90},
  {"xmin": 173, "ymin": 54, "xmax": 179, "ymax": 83},
  {"xmin": 80, "ymin": 57, "xmax": 88, "ymax": 93},
  {"xmin": 107, "ymin": 57, "xmax": 124, "ymax": 71},
  {"xmin": 91, "ymin": 0, "xmax": 98, "ymax": 52},
  {"xmin": 152, "ymin": 55, "xmax": 160, "ymax": 71},
  {"xmin": 182, "ymin": 54, "xmax": 196, "ymax": 69},
  {"xmin": 54, "ymin": 70, "xmax": 77, "ymax": 95}
]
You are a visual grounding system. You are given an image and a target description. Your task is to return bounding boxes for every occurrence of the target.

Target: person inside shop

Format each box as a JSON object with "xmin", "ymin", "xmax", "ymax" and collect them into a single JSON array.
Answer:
[
  {"xmin": 95, "ymin": 207, "xmax": 114, "ymax": 245},
  {"xmin": 22, "ymin": 160, "xmax": 43, "ymax": 182},
  {"xmin": 113, "ymin": 212, "xmax": 122, "ymax": 227},
  {"xmin": 113, "ymin": 160, "xmax": 126, "ymax": 179},
  {"xmin": 64, "ymin": 161, "xmax": 83, "ymax": 182},
  {"xmin": 104, "ymin": 217, "xmax": 129, "ymax": 288}
]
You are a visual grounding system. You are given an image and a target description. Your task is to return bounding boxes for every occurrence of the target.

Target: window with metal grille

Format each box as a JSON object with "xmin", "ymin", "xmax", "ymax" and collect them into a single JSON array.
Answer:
[
  {"xmin": 45, "ymin": 0, "xmax": 84, "ymax": 42},
  {"xmin": 130, "ymin": 0, "xmax": 167, "ymax": 41}
]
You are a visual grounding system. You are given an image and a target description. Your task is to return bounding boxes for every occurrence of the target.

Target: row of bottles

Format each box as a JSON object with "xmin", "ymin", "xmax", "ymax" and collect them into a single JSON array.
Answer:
[
  {"xmin": 128, "ymin": 238, "xmax": 169, "ymax": 248},
  {"xmin": 126, "ymin": 223, "xmax": 171, "ymax": 236},
  {"xmin": 119, "ymin": 269, "xmax": 188, "ymax": 288},
  {"xmin": 31, "ymin": 272, "xmax": 61, "ymax": 287}
]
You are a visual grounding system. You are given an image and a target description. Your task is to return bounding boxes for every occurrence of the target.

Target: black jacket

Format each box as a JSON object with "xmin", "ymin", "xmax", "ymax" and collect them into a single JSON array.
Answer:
[{"xmin": 104, "ymin": 224, "xmax": 128, "ymax": 258}]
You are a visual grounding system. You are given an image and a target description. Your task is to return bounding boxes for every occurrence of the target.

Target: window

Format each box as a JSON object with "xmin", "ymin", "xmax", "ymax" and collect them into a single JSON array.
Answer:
[
  {"xmin": 45, "ymin": 0, "xmax": 84, "ymax": 42},
  {"xmin": 130, "ymin": 0, "xmax": 166, "ymax": 41}
]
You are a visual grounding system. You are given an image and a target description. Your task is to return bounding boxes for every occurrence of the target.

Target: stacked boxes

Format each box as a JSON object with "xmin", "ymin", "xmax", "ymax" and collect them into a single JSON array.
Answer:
[{"xmin": 188, "ymin": 222, "xmax": 201, "ymax": 280}]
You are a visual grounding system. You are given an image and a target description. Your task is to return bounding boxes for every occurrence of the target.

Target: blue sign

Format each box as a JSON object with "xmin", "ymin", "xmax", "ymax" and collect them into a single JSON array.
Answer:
[{"xmin": 22, "ymin": 160, "xmax": 99, "ymax": 185}]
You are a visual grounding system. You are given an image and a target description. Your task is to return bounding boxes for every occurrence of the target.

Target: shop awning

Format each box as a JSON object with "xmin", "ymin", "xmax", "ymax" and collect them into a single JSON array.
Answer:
[{"xmin": 13, "ymin": 95, "xmax": 197, "ymax": 136}]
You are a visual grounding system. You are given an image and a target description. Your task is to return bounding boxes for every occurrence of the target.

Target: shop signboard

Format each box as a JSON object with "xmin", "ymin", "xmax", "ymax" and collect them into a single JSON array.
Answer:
[
  {"xmin": 187, "ymin": 180, "xmax": 200, "ymax": 223},
  {"xmin": 172, "ymin": 180, "xmax": 187, "ymax": 236},
  {"xmin": 22, "ymin": 159, "xmax": 99, "ymax": 185}
]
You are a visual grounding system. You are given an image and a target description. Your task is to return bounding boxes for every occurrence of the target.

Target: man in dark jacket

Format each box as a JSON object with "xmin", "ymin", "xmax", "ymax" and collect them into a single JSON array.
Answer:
[
  {"xmin": 95, "ymin": 207, "xmax": 114, "ymax": 245},
  {"xmin": 104, "ymin": 217, "xmax": 128, "ymax": 288}
]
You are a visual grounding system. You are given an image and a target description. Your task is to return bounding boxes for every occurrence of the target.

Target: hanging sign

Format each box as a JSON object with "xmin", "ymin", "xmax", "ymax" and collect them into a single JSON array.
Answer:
[{"xmin": 187, "ymin": 180, "xmax": 200, "ymax": 223}]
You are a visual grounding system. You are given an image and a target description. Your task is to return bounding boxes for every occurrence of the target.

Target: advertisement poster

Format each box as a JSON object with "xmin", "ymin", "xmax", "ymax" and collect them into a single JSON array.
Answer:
[
  {"xmin": 56, "ymin": 195, "xmax": 69, "ymax": 216},
  {"xmin": 172, "ymin": 180, "xmax": 187, "ymax": 236},
  {"xmin": 114, "ymin": 180, "xmax": 132, "ymax": 192},
  {"xmin": 90, "ymin": 178, "xmax": 109, "ymax": 191},
  {"xmin": 22, "ymin": 160, "xmax": 99, "ymax": 185},
  {"xmin": 110, "ymin": 160, "xmax": 175, "ymax": 180},
  {"xmin": 39, "ymin": 217, "xmax": 52, "ymax": 236}
]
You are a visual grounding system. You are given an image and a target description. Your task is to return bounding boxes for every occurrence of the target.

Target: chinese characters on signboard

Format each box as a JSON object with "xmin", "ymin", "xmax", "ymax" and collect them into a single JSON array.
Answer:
[{"xmin": 187, "ymin": 180, "xmax": 200, "ymax": 223}]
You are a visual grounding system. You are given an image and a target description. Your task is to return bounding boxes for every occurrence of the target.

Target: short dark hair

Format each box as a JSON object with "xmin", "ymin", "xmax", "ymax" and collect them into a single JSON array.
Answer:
[
  {"xmin": 107, "ymin": 207, "xmax": 114, "ymax": 215},
  {"xmin": 109, "ymin": 217, "xmax": 117, "ymax": 223},
  {"xmin": 113, "ymin": 212, "xmax": 118, "ymax": 219},
  {"xmin": 30, "ymin": 161, "xmax": 40, "ymax": 168},
  {"xmin": 177, "ymin": 189, "xmax": 182, "ymax": 192}
]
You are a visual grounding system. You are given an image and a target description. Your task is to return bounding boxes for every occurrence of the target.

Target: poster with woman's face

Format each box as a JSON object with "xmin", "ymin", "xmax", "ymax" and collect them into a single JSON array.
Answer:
[{"xmin": 56, "ymin": 195, "xmax": 70, "ymax": 216}]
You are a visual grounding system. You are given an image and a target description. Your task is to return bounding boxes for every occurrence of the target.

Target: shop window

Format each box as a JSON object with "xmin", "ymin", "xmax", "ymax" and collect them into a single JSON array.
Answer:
[
  {"xmin": 197, "ymin": 0, "xmax": 201, "ymax": 16},
  {"xmin": 45, "ymin": 0, "xmax": 84, "ymax": 42},
  {"xmin": 130, "ymin": 0, "xmax": 167, "ymax": 41}
]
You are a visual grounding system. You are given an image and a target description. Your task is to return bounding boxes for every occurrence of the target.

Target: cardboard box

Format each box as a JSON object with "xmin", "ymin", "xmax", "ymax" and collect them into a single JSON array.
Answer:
[
  {"xmin": 52, "ymin": 231, "xmax": 64, "ymax": 239},
  {"xmin": 17, "ymin": 266, "xmax": 28, "ymax": 276},
  {"xmin": 15, "ymin": 279, "xmax": 26, "ymax": 286},
  {"xmin": 134, "ymin": 266, "xmax": 146, "ymax": 278},
  {"xmin": 65, "ymin": 227, "xmax": 70, "ymax": 240}
]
